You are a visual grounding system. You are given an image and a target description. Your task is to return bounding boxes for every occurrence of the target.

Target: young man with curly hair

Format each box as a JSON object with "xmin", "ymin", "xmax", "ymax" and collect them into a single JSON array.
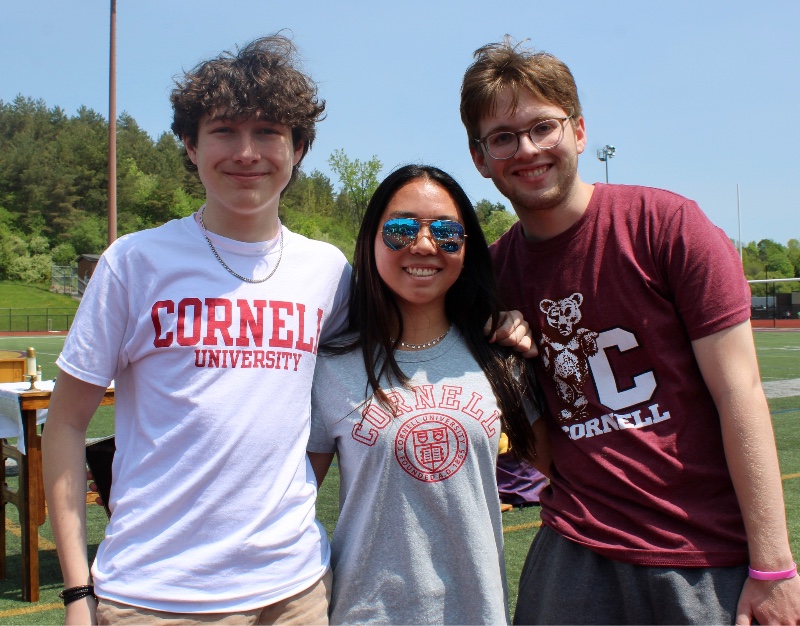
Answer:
[
  {"xmin": 43, "ymin": 35, "xmax": 350, "ymax": 624},
  {"xmin": 461, "ymin": 39, "xmax": 800, "ymax": 625}
]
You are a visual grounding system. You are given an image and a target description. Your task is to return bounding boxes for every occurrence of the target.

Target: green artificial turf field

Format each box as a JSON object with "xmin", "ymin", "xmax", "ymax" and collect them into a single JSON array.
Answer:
[{"xmin": 0, "ymin": 330, "xmax": 797, "ymax": 623}]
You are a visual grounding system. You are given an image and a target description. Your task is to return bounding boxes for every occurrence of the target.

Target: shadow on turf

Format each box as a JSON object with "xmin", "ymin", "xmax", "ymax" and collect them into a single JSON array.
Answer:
[
  {"xmin": 0, "ymin": 549, "xmax": 61, "ymax": 601},
  {"xmin": 0, "ymin": 543, "xmax": 100, "ymax": 603}
]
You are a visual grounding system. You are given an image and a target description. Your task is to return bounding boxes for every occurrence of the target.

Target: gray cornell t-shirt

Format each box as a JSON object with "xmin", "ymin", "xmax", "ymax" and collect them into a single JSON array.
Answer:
[{"xmin": 309, "ymin": 329, "xmax": 536, "ymax": 624}]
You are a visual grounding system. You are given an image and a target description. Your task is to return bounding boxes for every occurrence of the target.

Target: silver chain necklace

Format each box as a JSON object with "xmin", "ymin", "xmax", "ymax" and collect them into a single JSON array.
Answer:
[
  {"xmin": 395, "ymin": 325, "xmax": 452, "ymax": 350},
  {"xmin": 197, "ymin": 206, "xmax": 283, "ymax": 284}
]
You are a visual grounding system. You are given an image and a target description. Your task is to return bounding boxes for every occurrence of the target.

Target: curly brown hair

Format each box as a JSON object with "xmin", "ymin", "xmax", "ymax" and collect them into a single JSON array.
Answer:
[
  {"xmin": 170, "ymin": 34, "xmax": 325, "ymax": 188},
  {"xmin": 460, "ymin": 37, "xmax": 582, "ymax": 147}
]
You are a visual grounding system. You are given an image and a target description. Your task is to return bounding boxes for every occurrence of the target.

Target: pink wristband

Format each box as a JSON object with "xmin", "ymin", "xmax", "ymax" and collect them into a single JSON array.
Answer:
[{"xmin": 748, "ymin": 562, "xmax": 798, "ymax": 581}]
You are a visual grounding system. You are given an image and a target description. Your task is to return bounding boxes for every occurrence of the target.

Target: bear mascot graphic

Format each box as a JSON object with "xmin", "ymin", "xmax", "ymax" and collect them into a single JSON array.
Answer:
[{"xmin": 539, "ymin": 293, "xmax": 599, "ymax": 424}]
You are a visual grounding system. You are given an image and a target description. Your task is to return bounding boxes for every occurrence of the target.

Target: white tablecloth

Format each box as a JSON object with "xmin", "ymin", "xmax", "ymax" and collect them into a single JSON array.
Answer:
[{"xmin": 0, "ymin": 380, "xmax": 55, "ymax": 454}]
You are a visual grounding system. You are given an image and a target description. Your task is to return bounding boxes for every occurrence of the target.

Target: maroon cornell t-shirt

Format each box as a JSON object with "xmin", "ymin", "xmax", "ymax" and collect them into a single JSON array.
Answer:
[{"xmin": 491, "ymin": 184, "xmax": 751, "ymax": 567}]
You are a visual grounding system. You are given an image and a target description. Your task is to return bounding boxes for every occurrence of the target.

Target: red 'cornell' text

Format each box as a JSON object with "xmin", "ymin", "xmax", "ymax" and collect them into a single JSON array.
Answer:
[{"xmin": 151, "ymin": 297, "xmax": 323, "ymax": 353}]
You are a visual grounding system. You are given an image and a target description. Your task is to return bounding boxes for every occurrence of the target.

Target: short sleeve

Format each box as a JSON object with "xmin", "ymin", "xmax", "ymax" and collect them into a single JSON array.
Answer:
[
  {"xmin": 657, "ymin": 200, "xmax": 750, "ymax": 341},
  {"xmin": 57, "ymin": 254, "xmax": 130, "ymax": 387}
]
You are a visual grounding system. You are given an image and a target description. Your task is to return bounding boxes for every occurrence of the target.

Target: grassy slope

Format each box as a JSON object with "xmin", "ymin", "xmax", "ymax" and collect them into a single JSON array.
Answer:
[{"xmin": 0, "ymin": 282, "xmax": 79, "ymax": 310}]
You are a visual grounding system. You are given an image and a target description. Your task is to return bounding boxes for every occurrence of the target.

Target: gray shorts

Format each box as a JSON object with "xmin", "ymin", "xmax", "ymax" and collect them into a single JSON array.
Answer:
[{"xmin": 513, "ymin": 526, "xmax": 748, "ymax": 625}]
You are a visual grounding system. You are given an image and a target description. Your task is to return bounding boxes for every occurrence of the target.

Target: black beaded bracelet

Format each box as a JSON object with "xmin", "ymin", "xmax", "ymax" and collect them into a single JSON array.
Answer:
[{"xmin": 58, "ymin": 585, "xmax": 96, "ymax": 606}]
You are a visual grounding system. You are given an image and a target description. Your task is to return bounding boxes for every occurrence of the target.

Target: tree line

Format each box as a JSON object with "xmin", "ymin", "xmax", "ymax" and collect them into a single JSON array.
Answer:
[
  {"xmin": 0, "ymin": 95, "xmax": 796, "ymax": 293},
  {"xmin": 740, "ymin": 239, "xmax": 800, "ymax": 296},
  {"xmin": 0, "ymin": 95, "xmax": 203, "ymax": 282},
  {"xmin": 0, "ymin": 96, "xmax": 516, "ymax": 283}
]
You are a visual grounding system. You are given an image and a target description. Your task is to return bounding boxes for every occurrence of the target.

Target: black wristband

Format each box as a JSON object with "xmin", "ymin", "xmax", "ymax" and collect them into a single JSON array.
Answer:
[{"xmin": 58, "ymin": 585, "xmax": 96, "ymax": 606}]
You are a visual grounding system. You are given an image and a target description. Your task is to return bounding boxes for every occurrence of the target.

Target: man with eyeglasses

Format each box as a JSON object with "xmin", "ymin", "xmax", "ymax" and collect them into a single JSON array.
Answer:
[{"xmin": 461, "ymin": 40, "xmax": 799, "ymax": 625}]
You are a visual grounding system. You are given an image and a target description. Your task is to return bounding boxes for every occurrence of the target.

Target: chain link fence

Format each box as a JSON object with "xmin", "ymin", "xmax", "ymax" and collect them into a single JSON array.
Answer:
[{"xmin": 0, "ymin": 308, "xmax": 76, "ymax": 332}]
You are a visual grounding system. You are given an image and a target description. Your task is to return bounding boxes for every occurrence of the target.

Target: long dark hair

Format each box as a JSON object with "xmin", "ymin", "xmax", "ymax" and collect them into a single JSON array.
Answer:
[{"xmin": 328, "ymin": 164, "xmax": 539, "ymax": 462}]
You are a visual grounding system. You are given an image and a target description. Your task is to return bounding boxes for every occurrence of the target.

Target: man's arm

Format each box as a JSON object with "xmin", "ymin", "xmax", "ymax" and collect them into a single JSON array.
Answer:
[
  {"xmin": 42, "ymin": 371, "xmax": 109, "ymax": 625},
  {"xmin": 692, "ymin": 321, "xmax": 800, "ymax": 625}
]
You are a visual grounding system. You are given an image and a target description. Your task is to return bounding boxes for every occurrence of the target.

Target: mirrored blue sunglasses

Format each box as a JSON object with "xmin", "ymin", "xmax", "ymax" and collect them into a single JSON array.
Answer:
[{"xmin": 381, "ymin": 218, "xmax": 467, "ymax": 254}]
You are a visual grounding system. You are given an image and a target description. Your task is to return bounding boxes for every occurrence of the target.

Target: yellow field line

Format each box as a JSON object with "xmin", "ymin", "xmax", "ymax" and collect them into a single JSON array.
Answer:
[
  {"xmin": 783, "ymin": 472, "xmax": 800, "ymax": 481},
  {"xmin": 503, "ymin": 521, "xmax": 542, "ymax": 534},
  {"xmin": 4, "ymin": 518, "xmax": 56, "ymax": 551},
  {"xmin": 0, "ymin": 603, "xmax": 62, "ymax": 618}
]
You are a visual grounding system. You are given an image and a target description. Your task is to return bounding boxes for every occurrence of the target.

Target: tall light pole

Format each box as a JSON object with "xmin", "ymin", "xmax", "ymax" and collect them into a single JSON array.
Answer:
[
  {"xmin": 596, "ymin": 145, "xmax": 615, "ymax": 183},
  {"xmin": 108, "ymin": 0, "xmax": 117, "ymax": 246},
  {"xmin": 736, "ymin": 183, "xmax": 742, "ymax": 262}
]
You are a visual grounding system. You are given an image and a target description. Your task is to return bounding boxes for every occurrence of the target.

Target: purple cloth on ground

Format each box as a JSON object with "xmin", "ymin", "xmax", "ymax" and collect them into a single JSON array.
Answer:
[{"xmin": 496, "ymin": 452, "xmax": 548, "ymax": 505}]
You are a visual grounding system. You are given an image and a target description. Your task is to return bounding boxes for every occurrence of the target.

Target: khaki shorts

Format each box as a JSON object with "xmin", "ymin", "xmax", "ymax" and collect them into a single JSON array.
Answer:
[{"xmin": 96, "ymin": 569, "xmax": 332, "ymax": 625}]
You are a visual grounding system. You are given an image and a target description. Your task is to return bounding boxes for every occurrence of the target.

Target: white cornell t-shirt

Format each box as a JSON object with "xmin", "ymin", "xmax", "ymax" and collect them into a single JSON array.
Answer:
[{"xmin": 58, "ymin": 214, "xmax": 350, "ymax": 612}]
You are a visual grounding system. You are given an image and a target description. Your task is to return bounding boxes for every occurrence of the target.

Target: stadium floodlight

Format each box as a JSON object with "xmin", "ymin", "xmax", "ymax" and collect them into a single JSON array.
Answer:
[{"xmin": 596, "ymin": 145, "xmax": 616, "ymax": 183}]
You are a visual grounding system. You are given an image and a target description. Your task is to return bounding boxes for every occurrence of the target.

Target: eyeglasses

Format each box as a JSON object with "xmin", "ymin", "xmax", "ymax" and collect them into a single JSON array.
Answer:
[
  {"xmin": 381, "ymin": 218, "xmax": 467, "ymax": 254},
  {"xmin": 475, "ymin": 116, "xmax": 572, "ymax": 160}
]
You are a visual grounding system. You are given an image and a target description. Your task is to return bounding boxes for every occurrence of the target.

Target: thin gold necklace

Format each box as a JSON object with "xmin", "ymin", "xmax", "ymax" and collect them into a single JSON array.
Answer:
[
  {"xmin": 198, "ymin": 206, "xmax": 283, "ymax": 284},
  {"xmin": 394, "ymin": 325, "xmax": 452, "ymax": 350}
]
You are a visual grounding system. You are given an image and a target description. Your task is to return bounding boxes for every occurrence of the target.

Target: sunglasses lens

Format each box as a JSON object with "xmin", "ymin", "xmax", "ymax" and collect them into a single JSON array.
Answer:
[
  {"xmin": 382, "ymin": 218, "xmax": 419, "ymax": 250},
  {"xmin": 430, "ymin": 220, "xmax": 465, "ymax": 253},
  {"xmin": 381, "ymin": 218, "xmax": 465, "ymax": 253}
]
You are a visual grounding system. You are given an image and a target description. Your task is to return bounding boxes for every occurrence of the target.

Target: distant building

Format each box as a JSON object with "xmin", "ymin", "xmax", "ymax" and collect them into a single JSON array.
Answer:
[
  {"xmin": 76, "ymin": 254, "xmax": 101, "ymax": 297},
  {"xmin": 751, "ymin": 292, "xmax": 799, "ymax": 320},
  {"xmin": 77, "ymin": 254, "xmax": 101, "ymax": 282},
  {"xmin": 50, "ymin": 254, "xmax": 102, "ymax": 297}
]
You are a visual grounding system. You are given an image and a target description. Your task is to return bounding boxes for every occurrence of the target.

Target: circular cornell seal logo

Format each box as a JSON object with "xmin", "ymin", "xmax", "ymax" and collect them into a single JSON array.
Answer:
[{"xmin": 395, "ymin": 413, "xmax": 468, "ymax": 482}]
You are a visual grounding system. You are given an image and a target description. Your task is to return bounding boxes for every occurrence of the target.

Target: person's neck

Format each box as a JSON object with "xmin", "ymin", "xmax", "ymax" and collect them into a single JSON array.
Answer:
[
  {"xmin": 516, "ymin": 181, "xmax": 595, "ymax": 242},
  {"xmin": 395, "ymin": 305, "xmax": 451, "ymax": 349},
  {"xmin": 199, "ymin": 202, "xmax": 281, "ymax": 243}
]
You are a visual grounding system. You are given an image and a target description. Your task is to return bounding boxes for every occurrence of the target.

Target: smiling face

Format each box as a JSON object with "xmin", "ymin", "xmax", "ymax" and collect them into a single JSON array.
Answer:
[
  {"xmin": 374, "ymin": 179, "xmax": 466, "ymax": 320},
  {"xmin": 185, "ymin": 115, "xmax": 303, "ymax": 236},
  {"xmin": 470, "ymin": 89, "xmax": 589, "ymax": 236}
]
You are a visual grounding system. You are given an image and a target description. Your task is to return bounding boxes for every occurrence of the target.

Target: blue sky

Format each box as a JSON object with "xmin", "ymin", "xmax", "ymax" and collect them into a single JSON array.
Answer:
[{"xmin": 2, "ymin": 1, "xmax": 798, "ymax": 245}]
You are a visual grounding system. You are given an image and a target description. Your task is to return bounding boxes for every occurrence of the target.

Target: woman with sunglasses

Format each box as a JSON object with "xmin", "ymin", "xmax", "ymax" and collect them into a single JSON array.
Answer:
[{"xmin": 307, "ymin": 164, "xmax": 550, "ymax": 625}]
